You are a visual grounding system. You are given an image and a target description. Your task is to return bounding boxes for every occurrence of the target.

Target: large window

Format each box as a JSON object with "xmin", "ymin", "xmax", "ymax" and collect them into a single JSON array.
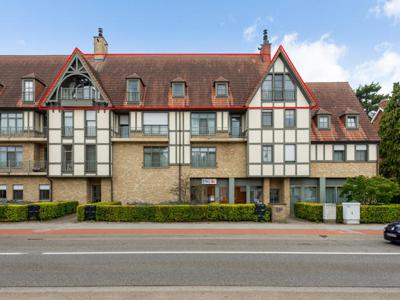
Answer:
[
  {"xmin": 119, "ymin": 114, "xmax": 129, "ymax": 138},
  {"xmin": 230, "ymin": 115, "xmax": 242, "ymax": 137},
  {"xmin": 191, "ymin": 113, "xmax": 216, "ymax": 135},
  {"xmin": 318, "ymin": 115, "xmax": 330, "ymax": 129},
  {"xmin": 62, "ymin": 111, "xmax": 73, "ymax": 137},
  {"xmin": 39, "ymin": 184, "xmax": 50, "ymax": 202},
  {"xmin": 127, "ymin": 79, "xmax": 140, "ymax": 102},
  {"xmin": 284, "ymin": 110, "xmax": 296, "ymax": 128},
  {"xmin": 262, "ymin": 111, "xmax": 273, "ymax": 128},
  {"xmin": 326, "ymin": 186, "xmax": 346, "ymax": 203},
  {"xmin": 261, "ymin": 73, "xmax": 296, "ymax": 101},
  {"xmin": 285, "ymin": 144, "xmax": 296, "ymax": 162},
  {"xmin": 355, "ymin": 144, "xmax": 367, "ymax": 161},
  {"xmin": 143, "ymin": 112, "xmax": 168, "ymax": 136},
  {"xmin": 62, "ymin": 145, "xmax": 73, "ymax": 173},
  {"xmin": 0, "ymin": 113, "xmax": 23, "ymax": 135},
  {"xmin": 0, "ymin": 185, "xmax": 6, "ymax": 200},
  {"xmin": 333, "ymin": 145, "xmax": 345, "ymax": 162},
  {"xmin": 262, "ymin": 145, "xmax": 273, "ymax": 163},
  {"xmin": 172, "ymin": 83, "xmax": 185, "ymax": 97},
  {"xmin": 0, "ymin": 146, "xmax": 22, "ymax": 168},
  {"xmin": 144, "ymin": 147, "xmax": 168, "ymax": 168},
  {"xmin": 191, "ymin": 147, "xmax": 216, "ymax": 168},
  {"xmin": 13, "ymin": 185, "xmax": 23, "ymax": 201},
  {"xmin": 23, "ymin": 80, "xmax": 34, "ymax": 102},
  {"xmin": 85, "ymin": 111, "xmax": 96, "ymax": 137},
  {"xmin": 216, "ymin": 83, "xmax": 228, "ymax": 97},
  {"xmin": 85, "ymin": 145, "xmax": 96, "ymax": 173},
  {"xmin": 346, "ymin": 116, "xmax": 358, "ymax": 129},
  {"xmin": 304, "ymin": 186, "xmax": 318, "ymax": 202}
]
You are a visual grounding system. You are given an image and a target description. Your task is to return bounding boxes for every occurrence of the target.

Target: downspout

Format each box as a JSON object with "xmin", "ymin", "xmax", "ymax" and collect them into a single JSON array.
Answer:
[
  {"xmin": 178, "ymin": 112, "xmax": 182, "ymax": 203},
  {"xmin": 49, "ymin": 178, "xmax": 53, "ymax": 202}
]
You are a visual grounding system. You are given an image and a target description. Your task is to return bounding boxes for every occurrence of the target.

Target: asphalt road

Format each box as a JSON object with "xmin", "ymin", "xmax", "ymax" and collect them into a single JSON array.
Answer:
[{"xmin": 0, "ymin": 234, "xmax": 399, "ymax": 288}]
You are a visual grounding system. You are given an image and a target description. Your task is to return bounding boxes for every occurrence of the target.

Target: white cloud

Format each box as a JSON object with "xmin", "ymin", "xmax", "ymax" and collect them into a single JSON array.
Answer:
[
  {"xmin": 370, "ymin": 0, "xmax": 400, "ymax": 21},
  {"xmin": 242, "ymin": 16, "xmax": 273, "ymax": 42},
  {"xmin": 274, "ymin": 32, "xmax": 349, "ymax": 82},
  {"xmin": 16, "ymin": 39, "xmax": 26, "ymax": 46}
]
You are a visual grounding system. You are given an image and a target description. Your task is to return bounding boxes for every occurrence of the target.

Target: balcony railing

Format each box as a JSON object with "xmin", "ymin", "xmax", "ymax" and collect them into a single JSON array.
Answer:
[
  {"xmin": 62, "ymin": 126, "xmax": 74, "ymax": 137},
  {"xmin": 261, "ymin": 90, "xmax": 296, "ymax": 101},
  {"xmin": 85, "ymin": 126, "xmax": 97, "ymax": 137},
  {"xmin": 60, "ymin": 87, "xmax": 99, "ymax": 100},
  {"xmin": 127, "ymin": 92, "xmax": 140, "ymax": 103},
  {"xmin": 62, "ymin": 161, "xmax": 73, "ymax": 173},
  {"xmin": 85, "ymin": 160, "xmax": 97, "ymax": 173},
  {"xmin": 0, "ymin": 160, "xmax": 46, "ymax": 174},
  {"xmin": 119, "ymin": 126, "xmax": 130, "ymax": 138},
  {"xmin": 229, "ymin": 131, "xmax": 246, "ymax": 138},
  {"xmin": 0, "ymin": 127, "xmax": 46, "ymax": 138},
  {"xmin": 143, "ymin": 125, "xmax": 168, "ymax": 136},
  {"xmin": 191, "ymin": 127, "xmax": 216, "ymax": 136}
]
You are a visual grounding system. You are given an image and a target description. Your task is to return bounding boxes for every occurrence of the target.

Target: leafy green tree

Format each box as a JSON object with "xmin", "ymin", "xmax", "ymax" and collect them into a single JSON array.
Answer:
[
  {"xmin": 355, "ymin": 82, "xmax": 388, "ymax": 118},
  {"xmin": 379, "ymin": 82, "xmax": 400, "ymax": 183},
  {"xmin": 340, "ymin": 176, "xmax": 400, "ymax": 205}
]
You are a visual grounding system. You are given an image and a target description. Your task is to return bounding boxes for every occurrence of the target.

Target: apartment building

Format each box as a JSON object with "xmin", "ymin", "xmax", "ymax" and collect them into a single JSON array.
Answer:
[{"xmin": 0, "ymin": 29, "xmax": 379, "ymax": 215}]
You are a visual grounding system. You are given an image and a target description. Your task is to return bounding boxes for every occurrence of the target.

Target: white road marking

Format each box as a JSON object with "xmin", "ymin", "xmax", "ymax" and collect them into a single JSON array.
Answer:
[
  {"xmin": 41, "ymin": 251, "xmax": 400, "ymax": 256},
  {"xmin": 0, "ymin": 252, "xmax": 26, "ymax": 255}
]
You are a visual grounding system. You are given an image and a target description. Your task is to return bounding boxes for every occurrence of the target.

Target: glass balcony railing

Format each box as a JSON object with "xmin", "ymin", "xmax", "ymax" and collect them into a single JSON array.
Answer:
[
  {"xmin": 85, "ymin": 160, "xmax": 97, "ymax": 173},
  {"xmin": 261, "ymin": 89, "xmax": 296, "ymax": 101},
  {"xmin": 0, "ymin": 160, "xmax": 46, "ymax": 174},
  {"xmin": 0, "ymin": 127, "xmax": 46, "ymax": 138},
  {"xmin": 61, "ymin": 161, "xmax": 73, "ymax": 173},
  {"xmin": 143, "ymin": 125, "xmax": 168, "ymax": 136},
  {"xmin": 60, "ymin": 87, "xmax": 99, "ymax": 100}
]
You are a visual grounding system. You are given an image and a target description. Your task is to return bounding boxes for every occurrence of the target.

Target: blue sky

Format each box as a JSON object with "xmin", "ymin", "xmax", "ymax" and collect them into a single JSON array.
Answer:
[{"xmin": 1, "ymin": 0, "xmax": 400, "ymax": 92}]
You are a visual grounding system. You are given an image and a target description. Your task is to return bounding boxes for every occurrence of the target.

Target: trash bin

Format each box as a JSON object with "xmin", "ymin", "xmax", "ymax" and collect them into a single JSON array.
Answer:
[
  {"xmin": 342, "ymin": 202, "xmax": 360, "ymax": 224},
  {"xmin": 323, "ymin": 203, "xmax": 336, "ymax": 223}
]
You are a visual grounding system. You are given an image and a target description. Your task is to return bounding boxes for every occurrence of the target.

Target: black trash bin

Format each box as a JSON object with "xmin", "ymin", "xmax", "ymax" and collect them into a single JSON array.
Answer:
[
  {"xmin": 84, "ymin": 205, "xmax": 97, "ymax": 221},
  {"xmin": 28, "ymin": 205, "xmax": 40, "ymax": 221}
]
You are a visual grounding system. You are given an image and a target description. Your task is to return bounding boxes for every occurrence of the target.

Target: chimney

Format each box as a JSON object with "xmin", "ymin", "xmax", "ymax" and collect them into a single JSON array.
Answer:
[
  {"xmin": 93, "ymin": 28, "xmax": 108, "ymax": 61},
  {"xmin": 259, "ymin": 29, "xmax": 271, "ymax": 62}
]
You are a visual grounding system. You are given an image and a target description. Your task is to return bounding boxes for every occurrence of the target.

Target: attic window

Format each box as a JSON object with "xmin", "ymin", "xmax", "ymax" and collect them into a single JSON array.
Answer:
[
  {"xmin": 346, "ymin": 115, "xmax": 358, "ymax": 129},
  {"xmin": 318, "ymin": 115, "xmax": 330, "ymax": 129},
  {"xmin": 172, "ymin": 83, "xmax": 185, "ymax": 98},
  {"xmin": 127, "ymin": 79, "xmax": 140, "ymax": 103},
  {"xmin": 216, "ymin": 83, "xmax": 228, "ymax": 97},
  {"xmin": 23, "ymin": 79, "xmax": 34, "ymax": 102}
]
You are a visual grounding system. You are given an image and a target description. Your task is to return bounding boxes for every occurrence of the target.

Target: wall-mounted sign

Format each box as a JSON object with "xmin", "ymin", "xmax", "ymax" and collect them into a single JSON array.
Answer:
[{"xmin": 201, "ymin": 179, "xmax": 217, "ymax": 185}]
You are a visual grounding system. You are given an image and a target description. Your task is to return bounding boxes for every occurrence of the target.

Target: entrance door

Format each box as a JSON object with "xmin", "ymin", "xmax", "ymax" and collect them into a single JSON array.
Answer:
[
  {"xmin": 270, "ymin": 188, "xmax": 280, "ymax": 204},
  {"xmin": 91, "ymin": 184, "xmax": 101, "ymax": 203}
]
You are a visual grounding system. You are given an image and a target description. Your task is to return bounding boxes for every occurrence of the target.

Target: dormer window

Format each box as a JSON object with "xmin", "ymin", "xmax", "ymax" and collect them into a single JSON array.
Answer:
[
  {"xmin": 23, "ymin": 79, "xmax": 34, "ymax": 102},
  {"xmin": 127, "ymin": 79, "xmax": 140, "ymax": 103},
  {"xmin": 318, "ymin": 115, "xmax": 330, "ymax": 129},
  {"xmin": 261, "ymin": 73, "xmax": 296, "ymax": 101},
  {"xmin": 346, "ymin": 115, "xmax": 358, "ymax": 129},
  {"xmin": 172, "ymin": 82, "xmax": 185, "ymax": 98},
  {"xmin": 216, "ymin": 83, "xmax": 228, "ymax": 97}
]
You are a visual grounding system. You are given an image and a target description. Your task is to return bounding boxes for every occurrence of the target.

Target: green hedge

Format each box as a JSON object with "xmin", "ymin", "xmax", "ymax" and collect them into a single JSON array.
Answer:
[
  {"xmin": 78, "ymin": 204, "xmax": 271, "ymax": 222},
  {"xmin": 293, "ymin": 202, "xmax": 323, "ymax": 222},
  {"xmin": 77, "ymin": 201, "xmax": 122, "ymax": 221},
  {"xmin": 295, "ymin": 202, "xmax": 400, "ymax": 224},
  {"xmin": 0, "ymin": 201, "xmax": 79, "ymax": 222}
]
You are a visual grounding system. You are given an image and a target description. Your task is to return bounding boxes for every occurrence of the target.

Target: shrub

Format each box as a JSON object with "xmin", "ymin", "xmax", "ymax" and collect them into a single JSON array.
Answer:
[
  {"xmin": 35, "ymin": 201, "xmax": 79, "ymax": 221},
  {"xmin": 77, "ymin": 201, "xmax": 122, "ymax": 221},
  {"xmin": 340, "ymin": 176, "xmax": 400, "ymax": 204},
  {"xmin": 294, "ymin": 202, "xmax": 323, "ymax": 222},
  {"xmin": 79, "ymin": 204, "xmax": 271, "ymax": 222},
  {"xmin": 360, "ymin": 205, "xmax": 400, "ymax": 223},
  {"xmin": 2, "ymin": 205, "xmax": 28, "ymax": 222}
]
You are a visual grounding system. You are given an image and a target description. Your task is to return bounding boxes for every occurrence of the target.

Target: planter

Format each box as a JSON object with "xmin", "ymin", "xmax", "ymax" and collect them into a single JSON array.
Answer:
[
  {"xmin": 323, "ymin": 203, "xmax": 336, "ymax": 223},
  {"xmin": 342, "ymin": 202, "xmax": 360, "ymax": 224}
]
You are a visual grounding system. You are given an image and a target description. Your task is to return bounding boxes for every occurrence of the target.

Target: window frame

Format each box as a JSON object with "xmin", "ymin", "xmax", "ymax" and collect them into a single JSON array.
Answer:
[
  {"xmin": 191, "ymin": 147, "xmax": 217, "ymax": 168},
  {"xmin": 85, "ymin": 110, "xmax": 97, "ymax": 138},
  {"xmin": 346, "ymin": 115, "xmax": 359, "ymax": 129},
  {"xmin": 22, "ymin": 79, "xmax": 35, "ymax": 102},
  {"xmin": 0, "ymin": 112, "xmax": 24, "ymax": 134},
  {"xmin": 262, "ymin": 110, "xmax": 273, "ymax": 128},
  {"xmin": 85, "ymin": 144, "xmax": 97, "ymax": 173},
  {"xmin": 215, "ymin": 82, "xmax": 228, "ymax": 97},
  {"xmin": 12, "ymin": 184, "xmax": 23, "ymax": 201},
  {"xmin": 261, "ymin": 72, "xmax": 296, "ymax": 101},
  {"xmin": 126, "ymin": 79, "xmax": 140, "ymax": 103},
  {"xmin": 62, "ymin": 144, "xmax": 73, "ymax": 173},
  {"xmin": 0, "ymin": 184, "xmax": 6, "ymax": 200},
  {"xmin": 284, "ymin": 144, "xmax": 296, "ymax": 163},
  {"xmin": 191, "ymin": 112, "xmax": 216, "ymax": 136},
  {"xmin": 355, "ymin": 144, "xmax": 368, "ymax": 162},
  {"xmin": 143, "ymin": 146, "xmax": 169, "ymax": 168},
  {"xmin": 39, "ymin": 184, "xmax": 50, "ymax": 202},
  {"xmin": 333, "ymin": 144, "xmax": 346, "ymax": 162},
  {"xmin": 62, "ymin": 111, "xmax": 74, "ymax": 137},
  {"xmin": 172, "ymin": 82, "xmax": 185, "ymax": 98},
  {"xmin": 284, "ymin": 110, "xmax": 296, "ymax": 128},
  {"xmin": 318, "ymin": 115, "xmax": 330, "ymax": 130},
  {"xmin": 262, "ymin": 145, "xmax": 273, "ymax": 163}
]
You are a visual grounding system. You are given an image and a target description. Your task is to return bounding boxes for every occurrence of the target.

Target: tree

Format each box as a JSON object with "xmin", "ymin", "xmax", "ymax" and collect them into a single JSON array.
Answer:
[
  {"xmin": 379, "ymin": 82, "xmax": 400, "ymax": 183},
  {"xmin": 340, "ymin": 176, "xmax": 400, "ymax": 205},
  {"xmin": 170, "ymin": 175, "xmax": 191, "ymax": 203},
  {"xmin": 355, "ymin": 82, "xmax": 388, "ymax": 118}
]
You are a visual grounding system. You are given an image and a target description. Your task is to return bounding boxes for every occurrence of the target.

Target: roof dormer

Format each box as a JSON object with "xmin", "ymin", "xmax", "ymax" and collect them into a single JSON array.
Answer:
[
  {"xmin": 21, "ymin": 73, "xmax": 46, "ymax": 104},
  {"xmin": 171, "ymin": 77, "xmax": 187, "ymax": 98},
  {"xmin": 213, "ymin": 76, "xmax": 229, "ymax": 98},
  {"xmin": 126, "ymin": 73, "xmax": 145, "ymax": 104},
  {"xmin": 340, "ymin": 108, "xmax": 360, "ymax": 129}
]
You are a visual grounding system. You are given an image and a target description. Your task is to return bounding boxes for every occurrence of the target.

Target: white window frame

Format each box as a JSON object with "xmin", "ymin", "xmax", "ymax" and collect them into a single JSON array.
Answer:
[{"xmin": 284, "ymin": 144, "xmax": 296, "ymax": 162}]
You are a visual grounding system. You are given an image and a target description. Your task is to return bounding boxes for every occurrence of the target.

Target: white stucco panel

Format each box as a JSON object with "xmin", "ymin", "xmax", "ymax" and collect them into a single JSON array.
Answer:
[
  {"xmin": 369, "ymin": 144, "xmax": 377, "ymax": 161},
  {"xmin": 97, "ymin": 164, "xmax": 109, "ymax": 176},
  {"xmin": 347, "ymin": 144, "xmax": 355, "ymax": 161},
  {"xmin": 297, "ymin": 164, "xmax": 310, "ymax": 176},
  {"xmin": 97, "ymin": 130, "xmax": 109, "ymax": 144},
  {"xmin": 97, "ymin": 111, "xmax": 109, "ymax": 128},
  {"xmin": 297, "ymin": 129, "xmax": 309, "ymax": 143},
  {"xmin": 262, "ymin": 164, "xmax": 273, "ymax": 176},
  {"xmin": 74, "ymin": 164, "xmax": 84, "ymax": 176},
  {"xmin": 49, "ymin": 111, "xmax": 62, "ymax": 129},
  {"xmin": 49, "ymin": 145, "xmax": 61, "ymax": 163},
  {"xmin": 74, "ymin": 111, "xmax": 84, "ymax": 129},
  {"xmin": 248, "ymin": 130, "xmax": 261, "ymax": 143},
  {"xmin": 97, "ymin": 145, "xmax": 109, "ymax": 163},
  {"xmin": 285, "ymin": 164, "xmax": 296, "ymax": 176},
  {"xmin": 274, "ymin": 144, "xmax": 284, "ymax": 163},
  {"xmin": 248, "ymin": 145, "xmax": 261, "ymax": 163},
  {"xmin": 249, "ymin": 164, "xmax": 261, "ymax": 176},
  {"xmin": 274, "ymin": 164, "xmax": 284, "ymax": 176},
  {"xmin": 325, "ymin": 144, "xmax": 333, "ymax": 161},
  {"xmin": 297, "ymin": 144, "xmax": 310, "ymax": 163},
  {"xmin": 311, "ymin": 144, "xmax": 316, "ymax": 161},
  {"xmin": 262, "ymin": 130, "xmax": 273, "ymax": 143},
  {"xmin": 274, "ymin": 110, "xmax": 284, "ymax": 128},
  {"xmin": 296, "ymin": 109, "xmax": 310, "ymax": 128},
  {"xmin": 285, "ymin": 130, "xmax": 296, "ymax": 143},
  {"xmin": 248, "ymin": 110, "xmax": 261, "ymax": 129},
  {"xmin": 74, "ymin": 145, "xmax": 84, "ymax": 163},
  {"xmin": 274, "ymin": 130, "xmax": 284, "ymax": 143},
  {"xmin": 48, "ymin": 164, "xmax": 61, "ymax": 176}
]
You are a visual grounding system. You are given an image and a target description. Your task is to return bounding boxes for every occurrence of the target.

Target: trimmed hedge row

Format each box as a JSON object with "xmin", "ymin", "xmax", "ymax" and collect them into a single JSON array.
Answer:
[
  {"xmin": 0, "ymin": 201, "xmax": 79, "ymax": 222},
  {"xmin": 77, "ymin": 204, "xmax": 271, "ymax": 222},
  {"xmin": 76, "ymin": 201, "xmax": 122, "ymax": 221},
  {"xmin": 294, "ymin": 202, "xmax": 400, "ymax": 223}
]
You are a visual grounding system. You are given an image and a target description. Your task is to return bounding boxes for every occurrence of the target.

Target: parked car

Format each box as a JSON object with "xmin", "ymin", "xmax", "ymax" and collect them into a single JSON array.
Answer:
[{"xmin": 384, "ymin": 221, "xmax": 400, "ymax": 243}]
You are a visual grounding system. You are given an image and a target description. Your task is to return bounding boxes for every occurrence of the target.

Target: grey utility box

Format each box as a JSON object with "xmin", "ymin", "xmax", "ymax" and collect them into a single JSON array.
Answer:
[
  {"xmin": 323, "ymin": 203, "xmax": 337, "ymax": 223},
  {"xmin": 342, "ymin": 202, "xmax": 360, "ymax": 225}
]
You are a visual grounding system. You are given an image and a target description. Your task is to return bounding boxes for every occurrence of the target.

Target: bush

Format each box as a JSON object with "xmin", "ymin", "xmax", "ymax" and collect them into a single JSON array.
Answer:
[
  {"xmin": 77, "ymin": 201, "xmax": 122, "ymax": 221},
  {"xmin": 340, "ymin": 176, "xmax": 400, "ymax": 204},
  {"xmin": 294, "ymin": 202, "xmax": 323, "ymax": 222},
  {"xmin": 0, "ymin": 205, "xmax": 29, "ymax": 222},
  {"xmin": 360, "ymin": 205, "xmax": 400, "ymax": 223},
  {"xmin": 78, "ymin": 204, "xmax": 271, "ymax": 222}
]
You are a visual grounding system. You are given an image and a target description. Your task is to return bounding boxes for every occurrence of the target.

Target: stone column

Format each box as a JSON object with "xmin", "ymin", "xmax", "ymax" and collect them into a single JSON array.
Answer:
[
  {"xmin": 263, "ymin": 178, "xmax": 270, "ymax": 204},
  {"xmin": 319, "ymin": 177, "xmax": 326, "ymax": 203},
  {"xmin": 228, "ymin": 178, "xmax": 235, "ymax": 204}
]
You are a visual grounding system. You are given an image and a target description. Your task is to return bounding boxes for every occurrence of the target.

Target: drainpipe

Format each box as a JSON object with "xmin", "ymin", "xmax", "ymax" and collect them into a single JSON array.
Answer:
[
  {"xmin": 178, "ymin": 112, "xmax": 182, "ymax": 203},
  {"xmin": 48, "ymin": 178, "xmax": 53, "ymax": 202}
]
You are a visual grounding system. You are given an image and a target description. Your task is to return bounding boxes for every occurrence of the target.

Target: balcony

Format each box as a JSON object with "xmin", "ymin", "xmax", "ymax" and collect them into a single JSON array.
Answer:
[
  {"xmin": 59, "ymin": 87, "xmax": 100, "ymax": 106},
  {"xmin": 0, "ymin": 160, "xmax": 46, "ymax": 175},
  {"xmin": 191, "ymin": 131, "xmax": 247, "ymax": 143},
  {"xmin": 261, "ymin": 90, "xmax": 296, "ymax": 101},
  {"xmin": 0, "ymin": 127, "xmax": 47, "ymax": 141},
  {"xmin": 61, "ymin": 161, "xmax": 73, "ymax": 173},
  {"xmin": 143, "ymin": 125, "xmax": 168, "ymax": 136}
]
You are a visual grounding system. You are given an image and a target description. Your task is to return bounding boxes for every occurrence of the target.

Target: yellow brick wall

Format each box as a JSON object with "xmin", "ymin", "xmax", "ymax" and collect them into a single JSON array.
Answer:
[
  {"xmin": 0, "ymin": 176, "xmax": 49, "ymax": 202},
  {"xmin": 52, "ymin": 178, "xmax": 88, "ymax": 204},
  {"xmin": 310, "ymin": 162, "xmax": 378, "ymax": 178}
]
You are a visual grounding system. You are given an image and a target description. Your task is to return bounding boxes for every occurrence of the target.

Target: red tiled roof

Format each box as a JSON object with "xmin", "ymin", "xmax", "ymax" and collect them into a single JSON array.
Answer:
[{"xmin": 307, "ymin": 82, "xmax": 380, "ymax": 142}]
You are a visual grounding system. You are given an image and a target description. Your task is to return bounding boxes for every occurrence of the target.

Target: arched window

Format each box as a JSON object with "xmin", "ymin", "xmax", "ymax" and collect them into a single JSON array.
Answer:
[{"xmin": 59, "ymin": 75, "xmax": 97, "ymax": 100}]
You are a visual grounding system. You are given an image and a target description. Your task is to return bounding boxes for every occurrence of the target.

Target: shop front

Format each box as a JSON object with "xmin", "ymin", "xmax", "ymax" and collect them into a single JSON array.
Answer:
[
  {"xmin": 190, "ymin": 178, "xmax": 228, "ymax": 204},
  {"xmin": 234, "ymin": 179, "xmax": 263, "ymax": 204}
]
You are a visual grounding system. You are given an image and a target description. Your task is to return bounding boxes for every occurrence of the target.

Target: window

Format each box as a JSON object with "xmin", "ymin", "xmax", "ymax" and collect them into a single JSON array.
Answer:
[
  {"xmin": 13, "ymin": 185, "xmax": 23, "ymax": 201},
  {"xmin": 326, "ymin": 186, "xmax": 347, "ymax": 203},
  {"xmin": 355, "ymin": 145, "xmax": 368, "ymax": 161},
  {"xmin": 23, "ymin": 80, "xmax": 34, "ymax": 102},
  {"xmin": 333, "ymin": 145, "xmax": 345, "ymax": 162},
  {"xmin": 119, "ymin": 114, "xmax": 129, "ymax": 138},
  {"xmin": 144, "ymin": 147, "xmax": 168, "ymax": 168},
  {"xmin": 39, "ymin": 184, "xmax": 50, "ymax": 202},
  {"xmin": 127, "ymin": 79, "xmax": 140, "ymax": 102},
  {"xmin": 318, "ymin": 116, "xmax": 330, "ymax": 129},
  {"xmin": 0, "ymin": 112, "xmax": 23, "ymax": 135},
  {"xmin": 62, "ymin": 145, "xmax": 73, "ymax": 173},
  {"xmin": 191, "ymin": 147, "xmax": 216, "ymax": 168},
  {"xmin": 63, "ymin": 111, "xmax": 73, "ymax": 137},
  {"xmin": 0, "ymin": 185, "xmax": 6, "ymax": 200},
  {"xmin": 85, "ymin": 145, "xmax": 96, "ymax": 172},
  {"xmin": 261, "ymin": 73, "xmax": 295, "ymax": 101},
  {"xmin": 85, "ymin": 111, "xmax": 96, "ymax": 137},
  {"xmin": 285, "ymin": 144, "xmax": 296, "ymax": 162},
  {"xmin": 290, "ymin": 186, "xmax": 301, "ymax": 203},
  {"xmin": 284, "ymin": 110, "xmax": 296, "ymax": 128},
  {"xmin": 216, "ymin": 83, "xmax": 228, "ymax": 97},
  {"xmin": 0, "ymin": 146, "xmax": 22, "ymax": 168},
  {"xmin": 304, "ymin": 186, "xmax": 317, "ymax": 202},
  {"xmin": 346, "ymin": 116, "xmax": 358, "ymax": 129},
  {"xmin": 262, "ymin": 145, "xmax": 273, "ymax": 162},
  {"xmin": 191, "ymin": 113, "xmax": 216, "ymax": 135},
  {"xmin": 230, "ymin": 115, "xmax": 242, "ymax": 137},
  {"xmin": 172, "ymin": 83, "xmax": 185, "ymax": 97},
  {"xmin": 262, "ymin": 111, "xmax": 273, "ymax": 128},
  {"xmin": 143, "ymin": 112, "xmax": 168, "ymax": 135}
]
